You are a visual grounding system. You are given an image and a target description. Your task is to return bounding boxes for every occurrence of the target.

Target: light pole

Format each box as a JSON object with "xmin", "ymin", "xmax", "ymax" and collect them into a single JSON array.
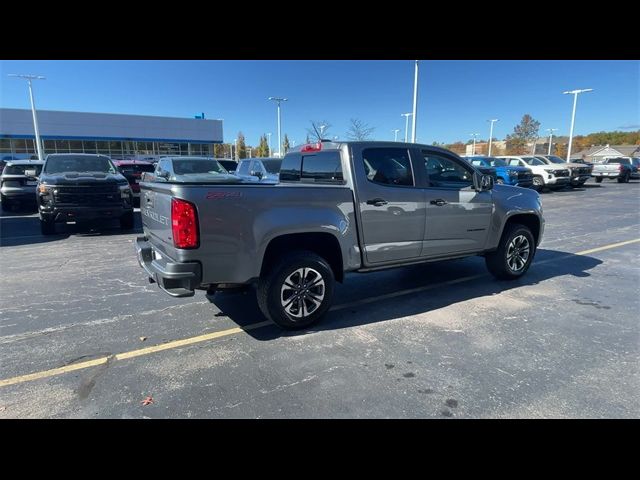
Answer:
[
  {"xmin": 487, "ymin": 119, "xmax": 498, "ymax": 156},
  {"xmin": 546, "ymin": 128, "xmax": 558, "ymax": 155},
  {"xmin": 401, "ymin": 113, "xmax": 412, "ymax": 142},
  {"xmin": 8, "ymin": 74, "xmax": 46, "ymax": 161},
  {"xmin": 268, "ymin": 97, "xmax": 288, "ymax": 157},
  {"xmin": 266, "ymin": 132, "xmax": 272, "ymax": 157},
  {"xmin": 411, "ymin": 60, "xmax": 419, "ymax": 143},
  {"xmin": 248, "ymin": 147, "xmax": 252, "ymax": 158},
  {"xmin": 469, "ymin": 133, "xmax": 479, "ymax": 155},
  {"xmin": 234, "ymin": 138, "xmax": 238, "ymax": 160},
  {"xmin": 319, "ymin": 123, "xmax": 327, "ymax": 138},
  {"xmin": 563, "ymin": 88, "xmax": 593, "ymax": 162},
  {"xmin": 392, "ymin": 129, "xmax": 400, "ymax": 142}
]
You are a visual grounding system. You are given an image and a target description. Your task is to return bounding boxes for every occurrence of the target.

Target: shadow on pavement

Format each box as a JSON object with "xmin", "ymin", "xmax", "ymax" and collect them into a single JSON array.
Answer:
[
  {"xmin": 0, "ymin": 211, "xmax": 143, "ymax": 247},
  {"xmin": 208, "ymin": 248, "xmax": 603, "ymax": 341}
]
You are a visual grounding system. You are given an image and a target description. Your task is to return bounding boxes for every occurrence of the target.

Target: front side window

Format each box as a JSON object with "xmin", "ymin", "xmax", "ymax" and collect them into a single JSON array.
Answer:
[
  {"xmin": 362, "ymin": 148, "xmax": 413, "ymax": 186},
  {"xmin": 508, "ymin": 159, "xmax": 522, "ymax": 166},
  {"xmin": 422, "ymin": 151, "xmax": 474, "ymax": 188},
  {"xmin": 236, "ymin": 160, "xmax": 251, "ymax": 176},
  {"xmin": 522, "ymin": 156, "xmax": 545, "ymax": 166}
]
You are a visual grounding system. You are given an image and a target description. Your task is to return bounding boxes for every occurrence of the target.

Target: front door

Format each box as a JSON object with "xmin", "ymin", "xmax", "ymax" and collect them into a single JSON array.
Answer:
[
  {"xmin": 352, "ymin": 145, "xmax": 426, "ymax": 265},
  {"xmin": 420, "ymin": 149, "xmax": 493, "ymax": 257}
]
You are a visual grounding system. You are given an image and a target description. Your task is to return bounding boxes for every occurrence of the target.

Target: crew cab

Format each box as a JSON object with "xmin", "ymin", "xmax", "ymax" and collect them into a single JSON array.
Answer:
[
  {"xmin": 591, "ymin": 157, "xmax": 634, "ymax": 183},
  {"xmin": 136, "ymin": 142, "xmax": 544, "ymax": 329},
  {"xmin": 497, "ymin": 155, "xmax": 570, "ymax": 191},
  {"xmin": 112, "ymin": 159, "xmax": 156, "ymax": 205},
  {"xmin": 535, "ymin": 155, "xmax": 593, "ymax": 187},
  {"xmin": 37, "ymin": 154, "xmax": 134, "ymax": 235},
  {"xmin": 462, "ymin": 155, "xmax": 533, "ymax": 188}
]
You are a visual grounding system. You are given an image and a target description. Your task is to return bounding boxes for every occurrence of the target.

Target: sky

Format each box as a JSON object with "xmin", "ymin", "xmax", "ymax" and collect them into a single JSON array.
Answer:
[{"xmin": 1, "ymin": 60, "xmax": 638, "ymax": 147}]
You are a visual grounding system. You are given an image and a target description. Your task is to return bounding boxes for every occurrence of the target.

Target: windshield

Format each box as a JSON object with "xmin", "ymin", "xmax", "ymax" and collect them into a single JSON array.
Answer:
[
  {"xmin": 45, "ymin": 156, "xmax": 116, "ymax": 174},
  {"xmin": 486, "ymin": 158, "xmax": 507, "ymax": 167},
  {"xmin": 546, "ymin": 156, "xmax": 566, "ymax": 164},
  {"xmin": 3, "ymin": 164, "xmax": 43, "ymax": 176},
  {"xmin": 262, "ymin": 159, "xmax": 282, "ymax": 174},
  {"xmin": 173, "ymin": 159, "xmax": 227, "ymax": 175},
  {"xmin": 522, "ymin": 156, "xmax": 545, "ymax": 166}
]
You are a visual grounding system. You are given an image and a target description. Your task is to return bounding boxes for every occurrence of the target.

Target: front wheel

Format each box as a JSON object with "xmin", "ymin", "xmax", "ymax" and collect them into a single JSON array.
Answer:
[
  {"xmin": 0, "ymin": 195, "xmax": 10, "ymax": 211},
  {"xmin": 257, "ymin": 251, "xmax": 335, "ymax": 330},
  {"xmin": 595, "ymin": 177, "xmax": 603, "ymax": 183},
  {"xmin": 485, "ymin": 224, "xmax": 536, "ymax": 280},
  {"xmin": 532, "ymin": 175, "xmax": 544, "ymax": 191},
  {"xmin": 40, "ymin": 218, "xmax": 56, "ymax": 235}
]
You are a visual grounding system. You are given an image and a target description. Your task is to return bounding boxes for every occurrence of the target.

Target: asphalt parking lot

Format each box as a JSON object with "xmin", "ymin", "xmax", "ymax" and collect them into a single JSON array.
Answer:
[{"xmin": 1, "ymin": 179, "xmax": 638, "ymax": 418}]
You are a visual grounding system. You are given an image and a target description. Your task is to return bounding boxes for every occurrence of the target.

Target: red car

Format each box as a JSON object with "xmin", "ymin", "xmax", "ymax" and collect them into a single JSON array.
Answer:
[{"xmin": 111, "ymin": 159, "xmax": 155, "ymax": 205}]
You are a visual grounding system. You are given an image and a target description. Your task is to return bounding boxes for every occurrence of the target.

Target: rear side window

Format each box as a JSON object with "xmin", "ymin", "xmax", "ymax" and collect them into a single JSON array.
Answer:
[{"xmin": 362, "ymin": 148, "xmax": 413, "ymax": 186}]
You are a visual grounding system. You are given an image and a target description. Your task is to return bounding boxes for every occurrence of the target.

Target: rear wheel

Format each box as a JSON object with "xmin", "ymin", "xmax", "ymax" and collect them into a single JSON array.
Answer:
[
  {"xmin": 257, "ymin": 251, "xmax": 335, "ymax": 330},
  {"xmin": 595, "ymin": 177, "xmax": 603, "ymax": 183},
  {"xmin": 485, "ymin": 223, "xmax": 536, "ymax": 280},
  {"xmin": 120, "ymin": 211, "xmax": 134, "ymax": 230},
  {"xmin": 624, "ymin": 172, "xmax": 631, "ymax": 183},
  {"xmin": 40, "ymin": 218, "xmax": 56, "ymax": 235}
]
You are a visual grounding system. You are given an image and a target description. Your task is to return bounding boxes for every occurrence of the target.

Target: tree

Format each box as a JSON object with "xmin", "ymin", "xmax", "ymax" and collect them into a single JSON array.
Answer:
[
  {"xmin": 236, "ymin": 132, "xmax": 247, "ymax": 159},
  {"xmin": 283, "ymin": 134, "xmax": 290, "ymax": 154},
  {"xmin": 305, "ymin": 134, "xmax": 311, "ymax": 144},
  {"xmin": 444, "ymin": 142, "xmax": 466, "ymax": 154},
  {"xmin": 213, "ymin": 143, "xmax": 226, "ymax": 157},
  {"xmin": 255, "ymin": 134, "xmax": 269, "ymax": 157},
  {"xmin": 505, "ymin": 114, "xmax": 541, "ymax": 155},
  {"xmin": 306, "ymin": 120, "xmax": 332, "ymax": 141},
  {"xmin": 346, "ymin": 118, "xmax": 375, "ymax": 141}
]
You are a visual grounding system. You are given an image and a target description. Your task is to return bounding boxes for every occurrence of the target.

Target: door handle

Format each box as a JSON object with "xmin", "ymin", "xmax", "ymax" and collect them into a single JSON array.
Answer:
[
  {"xmin": 366, "ymin": 198, "xmax": 388, "ymax": 207},
  {"xmin": 430, "ymin": 199, "xmax": 447, "ymax": 206}
]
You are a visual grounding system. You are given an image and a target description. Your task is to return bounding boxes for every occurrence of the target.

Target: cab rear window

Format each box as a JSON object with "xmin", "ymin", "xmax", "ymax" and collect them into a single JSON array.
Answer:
[
  {"xmin": 281, "ymin": 151, "xmax": 344, "ymax": 184},
  {"xmin": 3, "ymin": 164, "xmax": 43, "ymax": 175}
]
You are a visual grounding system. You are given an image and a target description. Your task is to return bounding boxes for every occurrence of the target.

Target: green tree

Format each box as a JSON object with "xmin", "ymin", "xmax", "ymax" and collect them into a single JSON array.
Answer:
[
  {"xmin": 346, "ymin": 118, "xmax": 375, "ymax": 141},
  {"xmin": 505, "ymin": 114, "xmax": 540, "ymax": 155},
  {"xmin": 236, "ymin": 132, "xmax": 247, "ymax": 159},
  {"xmin": 213, "ymin": 144, "xmax": 225, "ymax": 157},
  {"xmin": 283, "ymin": 134, "xmax": 290, "ymax": 154},
  {"xmin": 255, "ymin": 134, "xmax": 269, "ymax": 157}
]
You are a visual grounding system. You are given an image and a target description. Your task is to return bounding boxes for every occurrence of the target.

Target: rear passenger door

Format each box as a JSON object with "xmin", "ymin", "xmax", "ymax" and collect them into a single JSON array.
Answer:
[
  {"xmin": 420, "ymin": 149, "xmax": 493, "ymax": 257},
  {"xmin": 351, "ymin": 145, "xmax": 426, "ymax": 265}
]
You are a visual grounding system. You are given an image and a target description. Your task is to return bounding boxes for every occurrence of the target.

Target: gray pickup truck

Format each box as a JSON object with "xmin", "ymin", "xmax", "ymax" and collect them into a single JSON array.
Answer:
[{"xmin": 136, "ymin": 141, "xmax": 544, "ymax": 329}]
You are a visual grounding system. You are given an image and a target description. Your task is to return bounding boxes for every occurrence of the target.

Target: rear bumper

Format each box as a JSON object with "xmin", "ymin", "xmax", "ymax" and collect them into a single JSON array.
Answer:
[
  {"xmin": 591, "ymin": 171, "xmax": 620, "ymax": 178},
  {"xmin": 40, "ymin": 204, "xmax": 132, "ymax": 223},
  {"xmin": 135, "ymin": 236, "xmax": 201, "ymax": 297},
  {"xmin": 1, "ymin": 186, "xmax": 36, "ymax": 199}
]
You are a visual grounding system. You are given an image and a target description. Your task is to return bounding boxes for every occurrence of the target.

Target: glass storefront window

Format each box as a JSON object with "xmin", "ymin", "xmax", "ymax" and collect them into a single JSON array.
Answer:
[
  {"xmin": 55, "ymin": 140, "xmax": 70, "ymax": 152},
  {"xmin": 1, "ymin": 138, "xmax": 11, "ymax": 152},
  {"xmin": 83, "ymin": 141, "xmax": 97, "ymax": 153},
  {"xmin": 69, "ymin": 140, "xmax": 83, "ymax": 152}
]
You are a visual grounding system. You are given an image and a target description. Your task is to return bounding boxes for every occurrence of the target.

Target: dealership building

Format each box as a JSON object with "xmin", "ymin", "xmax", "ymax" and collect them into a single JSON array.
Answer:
[{"xmin": 0, "ymin": 108, "xmax": 223, "ymax": 159}]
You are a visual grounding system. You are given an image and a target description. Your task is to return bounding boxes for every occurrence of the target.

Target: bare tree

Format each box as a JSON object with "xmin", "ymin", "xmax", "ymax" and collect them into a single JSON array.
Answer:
[
  {"xmin": 306, "ymin": 120, "xmax": 332, "ymax": 142},
  {"xmin": 346, "ymin": 118, "xmax": 375, "ymax": 141}
]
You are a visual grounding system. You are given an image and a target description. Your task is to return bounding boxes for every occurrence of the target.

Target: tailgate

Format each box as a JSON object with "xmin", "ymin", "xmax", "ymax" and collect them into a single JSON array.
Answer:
[{"xmin": 140, "ymin": 182, "xmax": 174, "ymax": 252}]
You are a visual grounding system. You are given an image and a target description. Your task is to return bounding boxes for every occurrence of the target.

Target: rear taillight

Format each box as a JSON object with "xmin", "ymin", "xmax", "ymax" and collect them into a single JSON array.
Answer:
[
  {"xmin": 618, "ymin": 165, "xmax": 624, "ymax": 171},
  {"xmin": 171, "ymin": 198, "xmax": 199, "ymax": 249}
]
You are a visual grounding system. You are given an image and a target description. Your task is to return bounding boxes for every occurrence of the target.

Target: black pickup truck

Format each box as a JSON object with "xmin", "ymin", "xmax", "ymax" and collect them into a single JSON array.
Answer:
[{"xmin": 37, "ymin": 154, "xmax": 134, "ymax": 235}]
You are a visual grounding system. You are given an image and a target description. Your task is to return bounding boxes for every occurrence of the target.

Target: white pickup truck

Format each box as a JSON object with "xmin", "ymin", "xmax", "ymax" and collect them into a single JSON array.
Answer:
[{"xmin": 497, "ymin": 156, "xmax": 571, "ymax": 191}]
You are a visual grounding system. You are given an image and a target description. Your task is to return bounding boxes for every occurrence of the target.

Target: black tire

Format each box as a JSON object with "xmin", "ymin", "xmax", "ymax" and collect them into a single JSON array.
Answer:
[
  {"xmin": 257, "ymin": 250, "xmax": 335, "ymax": 330},
  {"xmin": 532, "ymin": 175, "xmax": 544, "ymax": 191},
  {"xmin": 595, "ymin": 177, "xmax": 603, "ymax": 183},
  {"xmin": 624, "ymin": 172, "xmax": 631, "ymax": 183},
  {"xmin": 485, "ymin": 223, "xmax": 536, "ymax": 280},
  {"xmin": 40, "ymin": 218, "xmax": 56, "ymax": 235},
  {"xmin": 0, "ymin": 195, "xmax": 10, "ymax": 211},
  {"xmin": 120, "ymin": 211, "xmax": 134, "ymax": 230}
]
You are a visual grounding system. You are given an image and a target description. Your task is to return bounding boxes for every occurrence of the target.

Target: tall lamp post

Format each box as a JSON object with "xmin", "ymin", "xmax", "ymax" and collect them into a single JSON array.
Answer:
[
  {"xmin": 563, "ymin": 88, "xmax": 593, "ymax": 162},
  {"xmin": 401, "ymin": 113, "xmax": 412, "ymax": 142},
  {"xmin": 8, "ymin": 74, "xmax": 46, "ymax": 161},
  {"xmin": 469, "ymin": 133, "xmax": 479, "ymax": 155},
  {"xmin": 268, "ymin": 97, "xmax": 288, "ymax": 157},
  {"xmin": 546, "ymin": 128, "xmax": 558, "ymax": 155},
  {"xmin": 487, "ymin": 119, "xmax": 498, "ymax": 156},
  {"xmin": 392, "ymin": 129, "xmax": 400, "ymax": 142},
  {"xmin": 411, "ymin": 60, "xmax": 419, "ymax": 143}
]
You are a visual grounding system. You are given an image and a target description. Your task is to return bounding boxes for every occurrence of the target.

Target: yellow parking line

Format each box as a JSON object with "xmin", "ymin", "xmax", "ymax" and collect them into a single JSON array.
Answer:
[{"xmin": 1, "ymin": 238, "xmax": 638, "ymax": 389}]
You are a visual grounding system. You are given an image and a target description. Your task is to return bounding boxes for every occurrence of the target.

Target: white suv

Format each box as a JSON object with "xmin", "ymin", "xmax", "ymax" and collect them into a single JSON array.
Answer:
[{"xmin": 497, "ymin": 156, "xmax": 571, "ymax": 191}]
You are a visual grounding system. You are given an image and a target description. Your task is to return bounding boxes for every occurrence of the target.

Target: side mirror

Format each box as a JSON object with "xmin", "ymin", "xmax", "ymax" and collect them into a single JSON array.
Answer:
[
  {"xmin": 474, "ymin": 172, "xmax": 494, "ymax": 191},
  {"xmin": 250, "ymin": 170, "xmax": 264, "ymax": 179}
]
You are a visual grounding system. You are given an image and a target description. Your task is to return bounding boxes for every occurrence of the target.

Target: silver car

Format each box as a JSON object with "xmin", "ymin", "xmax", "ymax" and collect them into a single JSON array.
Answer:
[
  {"xmin": 234, "ymin": 158, "xmax": 282, "ymax": 183},
  {"xmin": 151, "ymin": 156, "xmax": 240, "ymax": 183},
  {"xmin": 1, "ymin": 159, "xmax": 44, "ymax": 211}
]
